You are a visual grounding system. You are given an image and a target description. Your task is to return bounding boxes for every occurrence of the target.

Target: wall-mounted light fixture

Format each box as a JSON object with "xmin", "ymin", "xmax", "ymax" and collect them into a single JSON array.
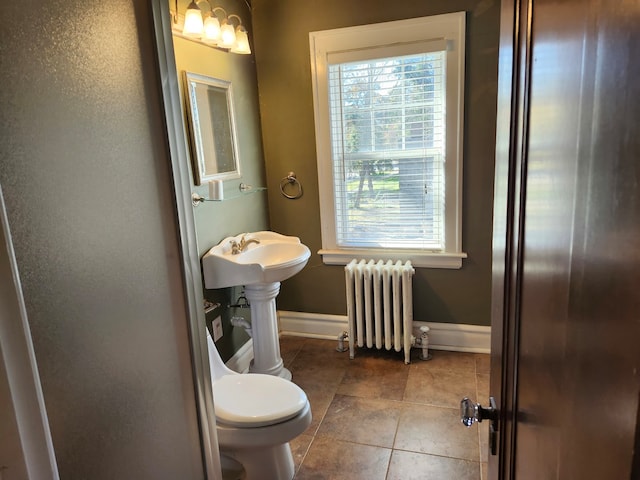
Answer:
[{"xmin": 172, "ymin": 0, "xmax": 251, "ymax": 54}]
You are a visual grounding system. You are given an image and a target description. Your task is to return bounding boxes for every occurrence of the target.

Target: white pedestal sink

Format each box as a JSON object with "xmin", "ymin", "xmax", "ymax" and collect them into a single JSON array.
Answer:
[{"xmin": 202, "ymin": 231, "xmax": 310, "ymax": 380}]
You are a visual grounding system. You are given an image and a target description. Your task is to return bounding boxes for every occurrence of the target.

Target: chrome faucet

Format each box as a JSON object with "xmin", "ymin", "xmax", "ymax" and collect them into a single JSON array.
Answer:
[{"xmin": 229, "ymin": 234, "xmax": 260, "ymax": 254}]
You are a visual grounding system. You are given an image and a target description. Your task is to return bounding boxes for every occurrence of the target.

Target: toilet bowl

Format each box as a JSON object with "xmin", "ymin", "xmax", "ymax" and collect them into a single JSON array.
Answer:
[{"xmin": 206, "ymin": 332, "xmax": 312, "ymax": 480}]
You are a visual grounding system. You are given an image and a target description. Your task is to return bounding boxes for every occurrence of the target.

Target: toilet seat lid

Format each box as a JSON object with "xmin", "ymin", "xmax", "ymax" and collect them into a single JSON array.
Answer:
[{"xmin": 212, "ymin": 374, "xmax": 308, "ymax": 427}]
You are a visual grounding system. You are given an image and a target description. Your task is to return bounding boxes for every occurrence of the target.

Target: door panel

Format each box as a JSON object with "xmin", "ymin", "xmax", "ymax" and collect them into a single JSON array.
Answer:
[
  {"xmin": 515, "ymin": 2, "xmax": 585, "ymax": 477},
  {"xmin": 492, "ymin": 0, "xmax": 640, "ymax": 478},
  {"xmin": 556, "ymin": 1, "xmax": 640, "ymax": 474}
]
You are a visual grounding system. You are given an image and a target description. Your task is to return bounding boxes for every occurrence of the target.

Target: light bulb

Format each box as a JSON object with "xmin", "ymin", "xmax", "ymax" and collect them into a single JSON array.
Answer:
[
  {"xmin": 231, "ymin": 27, "xmax": 251, "ymax": 54},
  {"xmin": 218, "ymin": 21, "xmax": 236, "ymax": 49},
  {"xmin": 182, "ymin": 1, "xmax": 203, "ymax": 37},
  {"xmin": 202, "ymin": 15, "xmax": 221, "ymax": 44}
]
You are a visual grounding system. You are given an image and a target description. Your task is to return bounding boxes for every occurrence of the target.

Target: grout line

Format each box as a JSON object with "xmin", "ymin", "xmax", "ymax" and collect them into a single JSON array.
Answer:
[
  {"xmin": 383, "ymin": 450, "xmax": 393, "ymax": 480},
  {"xmin": 390, "ymin": 446, "xmax": 482, "ymax": 464},
  {"xmin": 282, "ymin": 336, "xmax": 308, "ymax": 370},
  {"xmin": 293, "ymin": 435, "xmax": 314, "ymax": 479},
  {"xmin": 391, "ymin": 447, "xmax": 482, "ymax": 463}
]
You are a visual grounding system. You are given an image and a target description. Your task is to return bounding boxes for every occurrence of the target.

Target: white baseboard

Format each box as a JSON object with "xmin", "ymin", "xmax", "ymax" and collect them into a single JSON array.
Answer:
[
  {"xmin": 225, "ymin": 339, "xmax": 253, "ymax": 373},
  {"xmin": 277, "ymin": 310, "xmax": 491, "ymax": 354},
  {"xmin": 278, "ymin": 311, "xmax": 349, "ymax": 340}
]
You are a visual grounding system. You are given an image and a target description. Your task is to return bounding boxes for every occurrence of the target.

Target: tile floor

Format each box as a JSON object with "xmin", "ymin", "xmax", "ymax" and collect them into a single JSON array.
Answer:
[{"xmin": 280, "ymin": 336, "xmax": 490, "ymax": 480}]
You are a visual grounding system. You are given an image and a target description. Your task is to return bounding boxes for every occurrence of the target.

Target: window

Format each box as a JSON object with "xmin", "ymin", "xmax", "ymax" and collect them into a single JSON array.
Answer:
[{"xmin": 310, "ymin": 13, "xmax": 467, "ymax": 268}]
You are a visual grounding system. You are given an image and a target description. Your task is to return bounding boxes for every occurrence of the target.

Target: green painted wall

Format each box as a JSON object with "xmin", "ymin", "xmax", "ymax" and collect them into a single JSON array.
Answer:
[
  {"xmin": 252, "ymin": 0, "xmax": 500, "ymax": 326},
  {"xmin": 171, "ymin": 0, "xmax": 269, "ymax": 357}
]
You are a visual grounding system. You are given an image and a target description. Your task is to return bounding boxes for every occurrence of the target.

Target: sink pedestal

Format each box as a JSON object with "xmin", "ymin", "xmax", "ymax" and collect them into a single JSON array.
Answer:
[{"xmin": 244, "ymin": 282, "xmax": 291, "ymax": 381}]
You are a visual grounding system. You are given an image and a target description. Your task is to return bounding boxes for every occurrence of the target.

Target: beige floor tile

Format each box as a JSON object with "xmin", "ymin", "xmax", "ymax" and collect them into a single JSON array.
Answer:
[
  {"xmin": 290, "ymin": 433, "xmax": 313, "ymax": 474},
  {"xmin": 337, "ymin": 349, "xmax": 410, "ymax": 400},
  {"xmin": 387, "ymin": 450, "xmax": 480, "ymax": 480},
  {"xmin": 475, "ymin": 373, "xmax": 490, "ymax": 407},
  {"xmin": 404, "ymin": 365, "xmax": 477, "ymax": 408},
  {"xmin": 476, "ymin": 373, "xmax": 490, "ymax": 402},
  {"xmin": 296, "ymin": 338, "xmax": 351, "ymax": 359},
  {"xmin": 298, "ymin": 385, "xmax": 337, "ymax": 436},
  {"xmin": 290, "ymin": 341, "xmax": 350, "ymax": 388},
  {"xmin": 348, "ymin": 344, "xmax": 407, "ymax": 360},
  {"xmin": 478, "ymin": 421, "xmax": 490, "ymax": 462},
  {"xmin": 475, "ymin": 354, "xmax": 490, "ymax": 374},
  {"xmin": 280, "ymin": 335, "xmax": 306, "ymax": 368},
  {"xmin": 290, "ymin": 355, "xmax": 347, "ymax": 392},
  {"xmin": 475, "ymin": 371, "xmax": 492, "ymax": 462},
  {"xmin": 395, "ymin": 404, "xmax": 479, "ymax": 461},
  {"xmin": 412, "ymin": 350, "xmax": 478, "ymax": 373},
  {"xmin": 290, "ymin": 365, "xmax": 345, "ymax": 392},
  {"xmin": 295, "ymin": 437, "xmax": 391, "ymax": 480},
  {"xmin": 316, "ymin": 394, "xmax": 402, "ymax": 448}
]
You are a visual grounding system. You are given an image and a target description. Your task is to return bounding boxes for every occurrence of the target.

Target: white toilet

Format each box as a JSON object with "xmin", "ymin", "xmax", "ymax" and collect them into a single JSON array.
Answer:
[{"xmin": 206, "ymin": 332, "xmax": 312, "ymax": 480}]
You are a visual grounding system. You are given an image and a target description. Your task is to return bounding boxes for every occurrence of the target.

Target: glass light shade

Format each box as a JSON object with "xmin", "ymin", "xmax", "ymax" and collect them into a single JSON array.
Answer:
[
  {"xmin": 231, "ymin": 27, "xmax": 251, "ymax": 54},
  {"xmin": 202, "ymin": 15, "xmax": 221, "ymax": 44},
  {"xmin": 182, "ymin": 2, "xmax": 203, "ymax": 37},
  {"xmin": 218, "ymin": 21, "xmax": 236, "ymax": 49}
]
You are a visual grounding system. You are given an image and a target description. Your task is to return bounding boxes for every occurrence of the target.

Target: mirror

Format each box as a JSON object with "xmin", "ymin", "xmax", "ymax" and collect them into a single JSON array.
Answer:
[{"xmin": 184, "ymin": 72, "xmax": 240, "ymax": 184}]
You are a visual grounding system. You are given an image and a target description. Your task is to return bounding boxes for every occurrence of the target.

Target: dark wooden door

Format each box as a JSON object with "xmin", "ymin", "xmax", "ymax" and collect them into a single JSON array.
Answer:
[{"xmin": 490, "ymin": 0, "xmax": 640, "ymax": 478}]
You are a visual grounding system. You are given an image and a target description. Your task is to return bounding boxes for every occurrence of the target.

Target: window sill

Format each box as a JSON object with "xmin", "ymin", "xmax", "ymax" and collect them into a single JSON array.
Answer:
[{"xmin": 318, "ymin": 249, "xmax": 467, "ymax": 269}]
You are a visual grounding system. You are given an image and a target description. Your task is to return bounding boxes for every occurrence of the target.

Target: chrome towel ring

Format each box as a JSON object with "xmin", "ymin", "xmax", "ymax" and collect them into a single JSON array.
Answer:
[{"xmin": 279, "ymin": 171, "xmax": 303, "ymax": 199}]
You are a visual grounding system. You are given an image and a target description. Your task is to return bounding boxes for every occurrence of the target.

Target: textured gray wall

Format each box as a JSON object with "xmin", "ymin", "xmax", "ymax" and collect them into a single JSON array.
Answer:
[
  {"xmin": 0, "ymin": 1, "xmax": 204, "ymax": 478},
  {"xmin": 252, "ymin": 0, "xmax": 500, "ymax": 326}
]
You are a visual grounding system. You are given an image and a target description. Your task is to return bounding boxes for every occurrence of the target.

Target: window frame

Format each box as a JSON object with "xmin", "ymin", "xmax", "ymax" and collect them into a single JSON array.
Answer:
[{"xmin": 309, "ymin": 12, "xmax": 467, "ymax": 269}]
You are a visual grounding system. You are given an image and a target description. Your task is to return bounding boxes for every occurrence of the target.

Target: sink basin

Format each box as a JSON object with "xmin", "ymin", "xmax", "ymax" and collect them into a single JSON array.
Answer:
[{"xmin": 202, "ymin": 231, "xmax": 311, "ymax": 289}]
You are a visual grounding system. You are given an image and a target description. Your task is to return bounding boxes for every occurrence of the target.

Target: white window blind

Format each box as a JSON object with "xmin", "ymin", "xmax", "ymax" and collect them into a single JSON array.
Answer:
[
  {"xmin": 328, "ymin": 51, "xmax": 446, "ymax": 250},
  {"xmin": 310, "ymin": 13, "xmax": 466, "ymax": 268}
]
